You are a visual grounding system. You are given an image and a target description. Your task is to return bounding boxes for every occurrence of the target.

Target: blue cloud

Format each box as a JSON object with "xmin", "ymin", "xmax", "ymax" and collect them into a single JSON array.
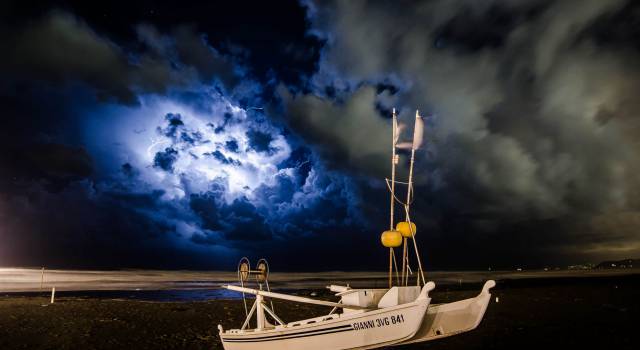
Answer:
[
  {"xmin": 153, "ymin": 147, "xmax": 179, "ymax": 172},
  {"xmin": 71, "ymin": 86, "xmax": 365, "ymax": 257},
  {"xmin": 204, "ymin": 150, "xmax": 241, "ymax": 166},
  {"xmin": 225, "ymin": 139, "xmax": 239, "ymax": 153},
  {"xmin": 246, "ymin": 129, "xmax": 275, "ymax": 153},
  {"xmin": 0, "ymin": 5, "xmax": 368, "ymax": 269}
]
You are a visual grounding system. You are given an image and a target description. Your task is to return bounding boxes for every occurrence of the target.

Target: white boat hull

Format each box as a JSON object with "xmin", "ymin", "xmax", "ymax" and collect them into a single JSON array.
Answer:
[
  {"xmin": 396, "ymin": 280, "xmax": 495, "ymax": 345},
  {"xmin": 220, "ymin": 290, "xmax": 431, "ymax": 350}
]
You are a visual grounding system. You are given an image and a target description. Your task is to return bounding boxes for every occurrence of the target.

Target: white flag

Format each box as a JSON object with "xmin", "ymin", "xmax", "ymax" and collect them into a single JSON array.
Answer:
[
  {"xmin": 393, "ymin": 117, "xmax": 406, "ymax": 146},
  {"xmin": 412, "ymin": 110, "xmax": 424, "ymax": 150},
  {"xmin": 395, "ymin": 123, "xmax": 406, "ymax": 145}
]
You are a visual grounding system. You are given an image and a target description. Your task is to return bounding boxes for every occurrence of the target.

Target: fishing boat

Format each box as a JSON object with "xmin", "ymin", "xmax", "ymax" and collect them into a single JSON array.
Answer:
[
  {"xmin": 218, "ymin": 109, "xmax": 495, "ymax": 350},
  {"xmin": 218, "ymin": 257, "xmax": 434, "ymax": 350}
]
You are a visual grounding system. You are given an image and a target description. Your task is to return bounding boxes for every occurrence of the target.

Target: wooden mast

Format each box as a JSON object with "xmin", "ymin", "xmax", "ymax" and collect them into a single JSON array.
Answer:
[
  {"xmin": 388, "ymin": 108, "xmax": 398, "ymax": 289},
  {"xmin": 408, "ymin": 110, "xmax": 426, "ymax": 286}
]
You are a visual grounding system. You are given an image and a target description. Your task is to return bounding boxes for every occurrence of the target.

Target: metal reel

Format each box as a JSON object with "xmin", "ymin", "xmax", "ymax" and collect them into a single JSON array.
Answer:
[
  {"xmin": 255, "ymin": 258, "xmax": 270, "ymax": 284},
  {"xmin": 237, "ymin": 257, "xmax": 251, "ymax": 284},
  {"xmin": 234, "ymin": 257, "xmax": 274, "ymax": 322}
]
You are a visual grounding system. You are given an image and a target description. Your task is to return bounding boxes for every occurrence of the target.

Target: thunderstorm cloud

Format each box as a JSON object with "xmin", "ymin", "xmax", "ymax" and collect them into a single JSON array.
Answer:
[{"xmin": 1, "ymin": 0, "xmax": 639, "ymax": 269}]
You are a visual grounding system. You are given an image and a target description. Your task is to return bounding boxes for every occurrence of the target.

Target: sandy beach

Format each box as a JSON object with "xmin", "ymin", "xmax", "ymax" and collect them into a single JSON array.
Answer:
[{"xmin": 0, "ymin": 270, "xmax": 638, "ymax": 349}]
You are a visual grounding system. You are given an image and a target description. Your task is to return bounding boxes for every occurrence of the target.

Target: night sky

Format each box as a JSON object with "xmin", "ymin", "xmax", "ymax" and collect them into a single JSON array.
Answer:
[{"xmin": 1, "ymin": 0, "xmax": 639, "ymax": 271}]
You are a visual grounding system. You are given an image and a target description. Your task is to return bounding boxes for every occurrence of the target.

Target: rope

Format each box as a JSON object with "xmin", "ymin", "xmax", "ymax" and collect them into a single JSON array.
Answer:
[
  {"xmin": 392, "ymin": 248, "xmax": 400, "ymax": 285},
  {"xmin": 386, "ymin": 178, "xmax": 411, "ymax": 185},
  {"xmin": 404, "ymin": 205, "xmax": 426, "ymax": 286},
  {"xmin": 385, "ymin": 178, "xmax": 415, "ymax": 206},
  {"xmin": 239, "ymin": 273, "xmax": 248, "ymax": 318},
  {"xmin": 265, "ymin": 279, "xmax": 275, "ymax": 317}
]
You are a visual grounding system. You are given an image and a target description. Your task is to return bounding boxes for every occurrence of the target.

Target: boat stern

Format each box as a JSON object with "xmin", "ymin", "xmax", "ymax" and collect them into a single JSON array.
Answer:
[{"xmin": 395, "ymin": 279, "xmax": 496, "ymax": 346}]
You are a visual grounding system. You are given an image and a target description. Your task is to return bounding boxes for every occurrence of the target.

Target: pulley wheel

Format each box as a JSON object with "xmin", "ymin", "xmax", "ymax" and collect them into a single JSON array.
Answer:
[
  {"xmin": 237, "ymin": 257, "xmax": 250, "ymax": 283},
  {"xmin": 255, "ymin": 258, "xmax": 269, "ymax": 283}
]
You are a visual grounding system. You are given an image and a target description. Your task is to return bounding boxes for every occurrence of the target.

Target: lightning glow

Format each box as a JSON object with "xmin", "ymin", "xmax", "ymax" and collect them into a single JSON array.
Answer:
[{"xmin": 79, "ymin": 87, "xmax": 361, "ymax": 246}]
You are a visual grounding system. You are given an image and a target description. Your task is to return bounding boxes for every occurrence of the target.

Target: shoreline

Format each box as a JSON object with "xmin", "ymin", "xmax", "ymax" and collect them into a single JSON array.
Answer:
[
  {"xmin": 1, "ymin": 270, "xmax": 638, "ymax": 303},
  {"xmin": 2, "ymin": 267, "xmax": 638, "ymax": 293}
]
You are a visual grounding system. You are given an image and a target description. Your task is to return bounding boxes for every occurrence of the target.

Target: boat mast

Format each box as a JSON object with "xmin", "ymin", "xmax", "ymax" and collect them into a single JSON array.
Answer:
[
  {"xmin": 406, "ymin": 110, "xmax": 426, "ymax": 286},
  {"xmin": 402, "ymin": 112, "xmax": 418, "ymax": 285},
  {"xmin": 388, "ymin": 108, "xmax": 398, "ymax": 289}
]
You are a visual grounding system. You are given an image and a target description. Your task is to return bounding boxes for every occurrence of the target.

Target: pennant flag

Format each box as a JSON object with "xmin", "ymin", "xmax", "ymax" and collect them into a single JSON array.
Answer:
[
  {"xmin": 394, "ymin": 109, "xmax": 426, "ymax": 150},
  {"xmin": 394, "ymin": 123, "xmax": 406, "ymax": 145},
  {"xmin": 412, "ymin": 110, "xmax": 424, "ymax": 150},
  {"xmin": 392, "ymin": 110, "xmax": 406, "ymax": 146}
]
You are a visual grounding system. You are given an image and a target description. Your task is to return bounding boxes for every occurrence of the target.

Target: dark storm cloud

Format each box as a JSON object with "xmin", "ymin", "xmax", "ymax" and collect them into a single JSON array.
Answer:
[
  {"xmin": 162, "ymin": 113, "xmax": 185, "ymax": 135},
  {"xmin": 188, "ymin": 191, "xmax": 225, "ymax": 233},
  {"xmin": 0, "ymin": 1, "xmax": 358, "ymax": 270},
  {"xmin": 1, "ymin": 0, "xmax": 323, "ymax": 102},
  {"xmin": 218, "ymin": 197, "xmax": 272, "ymax": 241},
  {"xmin": 0, "ymin": 10, "xmax": 239, "ymax": 103},
  {"xmin": 86, "ymin": 89, "xmax": 361, "ymax": 266},
  {"xmin": 16, "ymin": 143, "xmax": 92, "ymax": 179},
  {"xmin": 282, "ymin": 86, "xmax": 391, "ymax": 176},
  {"xmin": 225, "ymin": 140, "xmax": 239, "ymax": 153},
  {"xmin": 0, "ymin": 83, "xmax": 100, "ymax": 204},
  {"xmin": 246, "ymin": 130, "xmax": 275, "ymax": 154},
  {"xmin": 277, "ymin": 147, "xmax": 313, "ymax": 185},
  {"xmin": 121, "ymin": 163, "xmax": 136, "ymax": 178},
  {"xmin": 153, "ymin": 147, "xmax": 178, "ymax": 172},
  {"xmin": 182, "ymin": 141, "xmax": 362, "ymax": 248},
  {"xmin": 204, "ymin": 150, "xmax": 241, "ymax": 166},
  {"xmin": 5, "ymin": 0, "xmax": 638, "ymax": 270},
  {"xmin": 283, "ymin": 0, "xmax": 640, "ymax": 263},
  {"xmin": 3, "ymin": 11, "xmax": 133, "ymax": 101},
  {"xmin": 0, "ymin": 181, "xmax": 218, "ymax": 269},
  {"xmin": 135, "ymin": 24, "xmax": 241, "ymax": 89}
]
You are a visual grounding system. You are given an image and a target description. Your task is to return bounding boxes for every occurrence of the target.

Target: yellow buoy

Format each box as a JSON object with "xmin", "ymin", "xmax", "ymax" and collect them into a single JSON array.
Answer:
[
  {"xmin": 381, "ymin": 230, "xmax": 403, "ymax": 248},
  {"xmin": 396, "ymin": 221, "xmax": 417, "ymax": 238}
]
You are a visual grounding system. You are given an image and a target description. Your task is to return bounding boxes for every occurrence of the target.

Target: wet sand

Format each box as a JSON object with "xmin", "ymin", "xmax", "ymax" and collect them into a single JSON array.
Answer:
[{"xmin": 0, "ymin": 273, "xmax": 638, "ymax": 349}]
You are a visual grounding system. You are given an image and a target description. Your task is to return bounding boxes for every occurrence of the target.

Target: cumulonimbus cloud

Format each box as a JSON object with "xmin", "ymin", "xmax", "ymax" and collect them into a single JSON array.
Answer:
[
  {"xmin": 283, "ymin": 0, "xmax": 640, "ymax": 262},
  {"xmin": 1, "ymin": 11, "xmax": 238, "ymax": 103}
]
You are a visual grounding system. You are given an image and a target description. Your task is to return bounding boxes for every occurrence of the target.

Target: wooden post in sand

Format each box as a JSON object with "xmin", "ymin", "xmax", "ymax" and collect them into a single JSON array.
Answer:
[{"xmin": 50, "ymin": 287, "xmax": 56, "ymax": 304}]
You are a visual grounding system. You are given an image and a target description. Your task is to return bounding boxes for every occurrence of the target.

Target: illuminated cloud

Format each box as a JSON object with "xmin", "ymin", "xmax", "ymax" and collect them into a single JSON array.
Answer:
[{"xmin": 81, "ymin": 88, "xmax": 362, "ymax": 248}]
